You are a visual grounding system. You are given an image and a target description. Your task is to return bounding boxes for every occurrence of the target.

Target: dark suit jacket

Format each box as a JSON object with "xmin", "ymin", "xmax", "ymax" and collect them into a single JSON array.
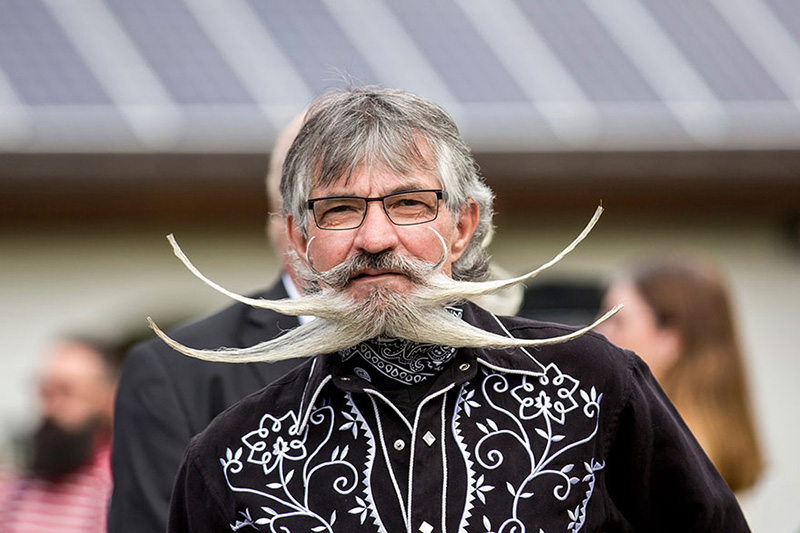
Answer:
[{"xmin": 107, "ymin": 280, "xmax": 305, "ymax": 533}]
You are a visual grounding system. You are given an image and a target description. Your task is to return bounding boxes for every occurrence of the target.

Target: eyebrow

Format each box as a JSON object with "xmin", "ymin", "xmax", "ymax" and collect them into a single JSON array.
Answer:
[{"xmin": 316, "ymin": 181, "xmax": 436, "ymax": 198}]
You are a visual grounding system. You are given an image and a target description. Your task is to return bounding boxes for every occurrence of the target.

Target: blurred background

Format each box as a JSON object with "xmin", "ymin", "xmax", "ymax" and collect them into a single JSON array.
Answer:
[{"xmin": 1, "ymin": 0, "xmax": 799, "ymax": 530}]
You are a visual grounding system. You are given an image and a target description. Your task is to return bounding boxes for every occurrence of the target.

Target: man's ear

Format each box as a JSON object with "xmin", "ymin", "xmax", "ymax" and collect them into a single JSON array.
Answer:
[
  {"xmin": 449, "ymin": 200, "xmax": 479, "ymax": 262},
  {"xmin": 286, "ymin": 215, "xmax": 308, "ymax": 258}
]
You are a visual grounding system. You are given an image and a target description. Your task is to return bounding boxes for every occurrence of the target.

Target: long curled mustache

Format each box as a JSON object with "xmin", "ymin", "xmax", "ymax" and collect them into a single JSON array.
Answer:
[
  {"xmin": 148, "ymin": 206, "xmax": 620, "ymax": 364},
  {"xmin": 296, "ymin": 232, "xmax": 446, "ymax": 292}
]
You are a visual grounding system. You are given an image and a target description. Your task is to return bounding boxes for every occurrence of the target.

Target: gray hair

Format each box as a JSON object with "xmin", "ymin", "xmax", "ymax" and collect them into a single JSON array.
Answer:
[{"xmin": 280, "ymin": 86, "xmax": 494, "ymax": 281}]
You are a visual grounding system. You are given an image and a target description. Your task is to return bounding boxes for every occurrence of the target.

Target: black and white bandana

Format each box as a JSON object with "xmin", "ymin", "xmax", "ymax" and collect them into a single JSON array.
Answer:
[{"xmin": 339, "ymin": 307, "xmax": 462, "ymax": 385}]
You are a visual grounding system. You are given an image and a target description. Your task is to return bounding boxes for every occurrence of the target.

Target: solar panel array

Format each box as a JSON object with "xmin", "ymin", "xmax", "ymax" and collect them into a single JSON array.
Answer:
[{"xmin": 1, "ymin": 0, "xmax": 799, "ymax": 152}]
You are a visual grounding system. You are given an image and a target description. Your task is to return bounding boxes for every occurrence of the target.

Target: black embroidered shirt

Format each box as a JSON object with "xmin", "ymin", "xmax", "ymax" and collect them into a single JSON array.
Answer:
[{"xmin": 168, "ymin": 303, "xmax": 749, "ymax": 533}]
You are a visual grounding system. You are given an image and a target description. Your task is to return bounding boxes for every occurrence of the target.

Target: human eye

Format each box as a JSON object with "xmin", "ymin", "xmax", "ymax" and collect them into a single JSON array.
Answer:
[
  {"xmin": 391, "ymin": 196, "xmax": 426, "ymax": 208},
  {"xmin": 314, "ymin": 198, "xmax": 363, "ymax": 228},
  {"xmin": 385, "ymin": 191, "xmax": 436, "ymax": 222}
]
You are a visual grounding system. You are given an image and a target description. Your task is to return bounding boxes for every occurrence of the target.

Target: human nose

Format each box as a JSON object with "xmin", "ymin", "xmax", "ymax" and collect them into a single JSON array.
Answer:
[
  {"xmin": 352, "ymin": 200, "xmax": 399, "ymax": 254},
  {"xmin": 39, "ymin": 385, "xmax": 64, "ymax": 419}
]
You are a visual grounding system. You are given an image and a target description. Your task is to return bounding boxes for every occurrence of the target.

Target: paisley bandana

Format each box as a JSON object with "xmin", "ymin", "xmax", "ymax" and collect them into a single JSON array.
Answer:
[{"xmin": 340, "ymin": 307, "xmax": 462, "ymax": 385}]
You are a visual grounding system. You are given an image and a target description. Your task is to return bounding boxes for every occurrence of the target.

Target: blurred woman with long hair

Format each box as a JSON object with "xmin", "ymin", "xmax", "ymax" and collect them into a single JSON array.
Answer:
[{"xmin": 598, "ymin": 252, "xmax": 763, "ymax": 493}]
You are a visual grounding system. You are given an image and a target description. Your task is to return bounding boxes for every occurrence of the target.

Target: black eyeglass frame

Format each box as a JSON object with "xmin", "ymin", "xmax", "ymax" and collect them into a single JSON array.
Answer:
[{"xmin": 306, "ymin": 189, "xmax": 446, "ymax": 230}]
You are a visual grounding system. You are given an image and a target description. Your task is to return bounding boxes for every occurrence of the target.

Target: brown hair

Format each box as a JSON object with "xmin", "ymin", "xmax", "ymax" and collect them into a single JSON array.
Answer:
[{"xmin": 629, "ymin": 253, "xmax": 763, "ymax": 493}]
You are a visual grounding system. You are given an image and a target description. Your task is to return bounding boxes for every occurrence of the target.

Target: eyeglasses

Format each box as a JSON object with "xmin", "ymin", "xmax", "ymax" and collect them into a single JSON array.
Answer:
[{"xmin": 307, "ymin": 189, "xmax": 445, "ymax": 230}]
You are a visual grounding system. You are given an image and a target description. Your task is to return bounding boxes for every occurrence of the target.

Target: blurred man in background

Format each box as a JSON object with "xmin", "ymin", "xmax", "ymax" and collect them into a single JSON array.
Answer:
[
  {"xmin": 107, "ymin": 114, "xmax": 309, "ymax": 532},
  {"xmin": 0, "ymin": 336, "xmax": 122, "ymax": 532}
]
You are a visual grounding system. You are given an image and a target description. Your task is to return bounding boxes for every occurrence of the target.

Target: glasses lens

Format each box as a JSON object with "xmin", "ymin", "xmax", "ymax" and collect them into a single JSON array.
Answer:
[
  {"xmin": 312, "ymin": 197, "xmax": 366, "ymax": 229},
  {"xmin": 384, "ymin": 191, "xmax": 439, "ymax": 225}
]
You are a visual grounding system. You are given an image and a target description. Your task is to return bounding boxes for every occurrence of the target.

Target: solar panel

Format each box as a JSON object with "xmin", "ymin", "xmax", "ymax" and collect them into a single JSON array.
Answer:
[
  {"xmin": 246, "ymin": 0, "xmax": 379, "ymax": 94},
  {"xmin": 386, "ymin": 0, "xmax": 528, "ymax": 103},
  {"xmin": 106, "ymin": 0, "xmax": 254, "ymax": 104},
  {"xmin": 763, "ymin": 0, "xmax": 800, "ymax": 49},
  {"xmin": 643, "ymin": 0, "xmax": 787, "ymax": 101},
  {"xmin": 0, "ymin": 0, "xmax": 798, "ymax": 152},
  {"xmin": 0, "ymin": 0, "xmax": 111, "ymax": 105},
  {"xmin": 515, "ymin": 0, "xmax": 659, "ymax": 103}
]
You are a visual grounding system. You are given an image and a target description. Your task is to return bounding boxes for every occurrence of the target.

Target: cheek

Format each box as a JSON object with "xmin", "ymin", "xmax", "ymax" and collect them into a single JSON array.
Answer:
[
  {"xmin": 620, "ymin": 317, "xmax": 662, "ymax": 360},
  {"xmin": 307, "ymin": 234, "xmax": 354, "ymax": 270},
  {"xmin": 401, "ymin": 227, "xmax": 450, "ymax": 263},
  {"xmin": 598, "ymin": 317, "xmax": 625, "ymax": 347},
  {"xmin": 602, "ymin": 312, "xmax": 649, "ymax": 352},
  {"xmin": 308, "ymin": 241, "xmax": 347, "ymax": 272}
]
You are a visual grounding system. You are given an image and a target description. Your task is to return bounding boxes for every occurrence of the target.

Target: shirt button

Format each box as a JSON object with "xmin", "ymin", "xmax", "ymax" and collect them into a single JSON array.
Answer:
[
  {"xmin": 459, "ymin": 363, "xmax": 470, "ymax": 371},
  {"xmin": 393, "ymin": 439, "xmax": 406, "ymax": 451}
]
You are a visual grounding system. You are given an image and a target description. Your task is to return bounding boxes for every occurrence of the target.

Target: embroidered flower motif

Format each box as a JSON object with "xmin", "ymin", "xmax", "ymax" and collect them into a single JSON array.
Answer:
[
  {"xmin": 339, "ymin": 411, "xmax": 359, "ymax": 439},
  {"xmin": 241, "ymin": 412, "xmax": 308, "ymax": 475},
  {"xmin": 457, "ymin": 368, "xmax": 605, "ymax": 532},
  {"xmin": 348, "ymin": 496, "xmax": 370, "ymax": 524},
  {"xmin": 534, "ymin": 390, "xmax": 552, "ymax": 412},
  {"xmin": 579, "ymin": 386, "xmax": 602, "ymax": 417},
  {"xmin": 511, "ymin": 363, "xmax": 579, "ymax": 425},
  {"xmin": 474, "ymin": 474, "xmax": 495, "ymax": 504},
  {"xmin": 229, "ymin": 508, "xmax": 255, "ymax": 531},
  {"xmin": 221, "ymin": 404, "xmax": 361, "ymax": 532},
  {"xmin": 462, "ymin": 387, "xmax": 482, "ymax": 417}
]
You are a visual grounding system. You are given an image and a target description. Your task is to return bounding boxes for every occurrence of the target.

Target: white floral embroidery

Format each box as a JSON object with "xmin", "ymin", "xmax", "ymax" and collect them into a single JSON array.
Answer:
[
  {"xmin": 455, "ymin": 368, "xmax": 604, "ymax": 532},
  {"xmin": 567, "ymin": 459, "xmax": 605, "ymax": 532},
  {"xmin": 218, "ymin": 362, "xmax": 605, "ymax": 532},
  {"xmin": 511, "ymin": 363, "xmax": 580, "ymax": 425},
  {"xmin": 220, "ymin": 405, "xmax": 360, "ymax": 531}
]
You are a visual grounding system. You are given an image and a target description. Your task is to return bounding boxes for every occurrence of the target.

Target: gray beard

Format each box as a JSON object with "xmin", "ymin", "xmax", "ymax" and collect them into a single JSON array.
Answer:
[{"xmin": 148, "ymin": 206, "xmax": 619, "ymax": 364}]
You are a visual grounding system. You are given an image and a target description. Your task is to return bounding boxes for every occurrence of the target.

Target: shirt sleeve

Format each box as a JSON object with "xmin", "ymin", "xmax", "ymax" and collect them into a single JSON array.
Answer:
[
  {"xmin": 107, "ymin": 346, "xmax": 192, "ymax": 533},
  {"xmin": 603, "ymin": 354, "xmax": 751, "ymax": 532},
  {"xmin": 168, "ymin": 439, "xmax": 231, "ymax": 532}
]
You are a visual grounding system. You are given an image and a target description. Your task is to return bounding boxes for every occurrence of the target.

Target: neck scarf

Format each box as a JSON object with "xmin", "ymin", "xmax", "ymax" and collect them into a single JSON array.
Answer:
[{"xmin": 339, "ymin": 307, "xmax": 462, "ymax": 385}]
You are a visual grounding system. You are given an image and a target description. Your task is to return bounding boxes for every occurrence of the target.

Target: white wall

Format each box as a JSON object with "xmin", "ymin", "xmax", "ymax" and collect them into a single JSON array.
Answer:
[{"xmin": 1, "ymin": 211, "xmax": 797, "ymax": 531}]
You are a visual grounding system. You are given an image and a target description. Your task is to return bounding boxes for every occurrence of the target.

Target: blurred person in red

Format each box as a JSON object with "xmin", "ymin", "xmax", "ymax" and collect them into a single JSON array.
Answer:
[
  {"xmin": 597, "ymin": 252, "xmax": 763, "ymax": 494},
  {"xmin": 0, "ymin": 336, "xmax": 122, "ymax": 532}
]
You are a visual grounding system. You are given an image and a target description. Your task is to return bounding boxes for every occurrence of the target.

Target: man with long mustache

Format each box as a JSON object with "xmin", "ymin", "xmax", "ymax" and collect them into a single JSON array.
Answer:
[{"xmin": 166, "ymin": 87, "xmax": 748, "ymax": 532}]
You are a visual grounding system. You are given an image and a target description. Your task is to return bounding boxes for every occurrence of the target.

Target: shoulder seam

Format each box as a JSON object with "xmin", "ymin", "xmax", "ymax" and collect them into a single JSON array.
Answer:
[
  {"xmin": 186, "ymin": 441, "xmax": 230, "ymax": 525},
  {"xmin": 600, "ymin": 350, "xmax": 636, "ymax": 458}
]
